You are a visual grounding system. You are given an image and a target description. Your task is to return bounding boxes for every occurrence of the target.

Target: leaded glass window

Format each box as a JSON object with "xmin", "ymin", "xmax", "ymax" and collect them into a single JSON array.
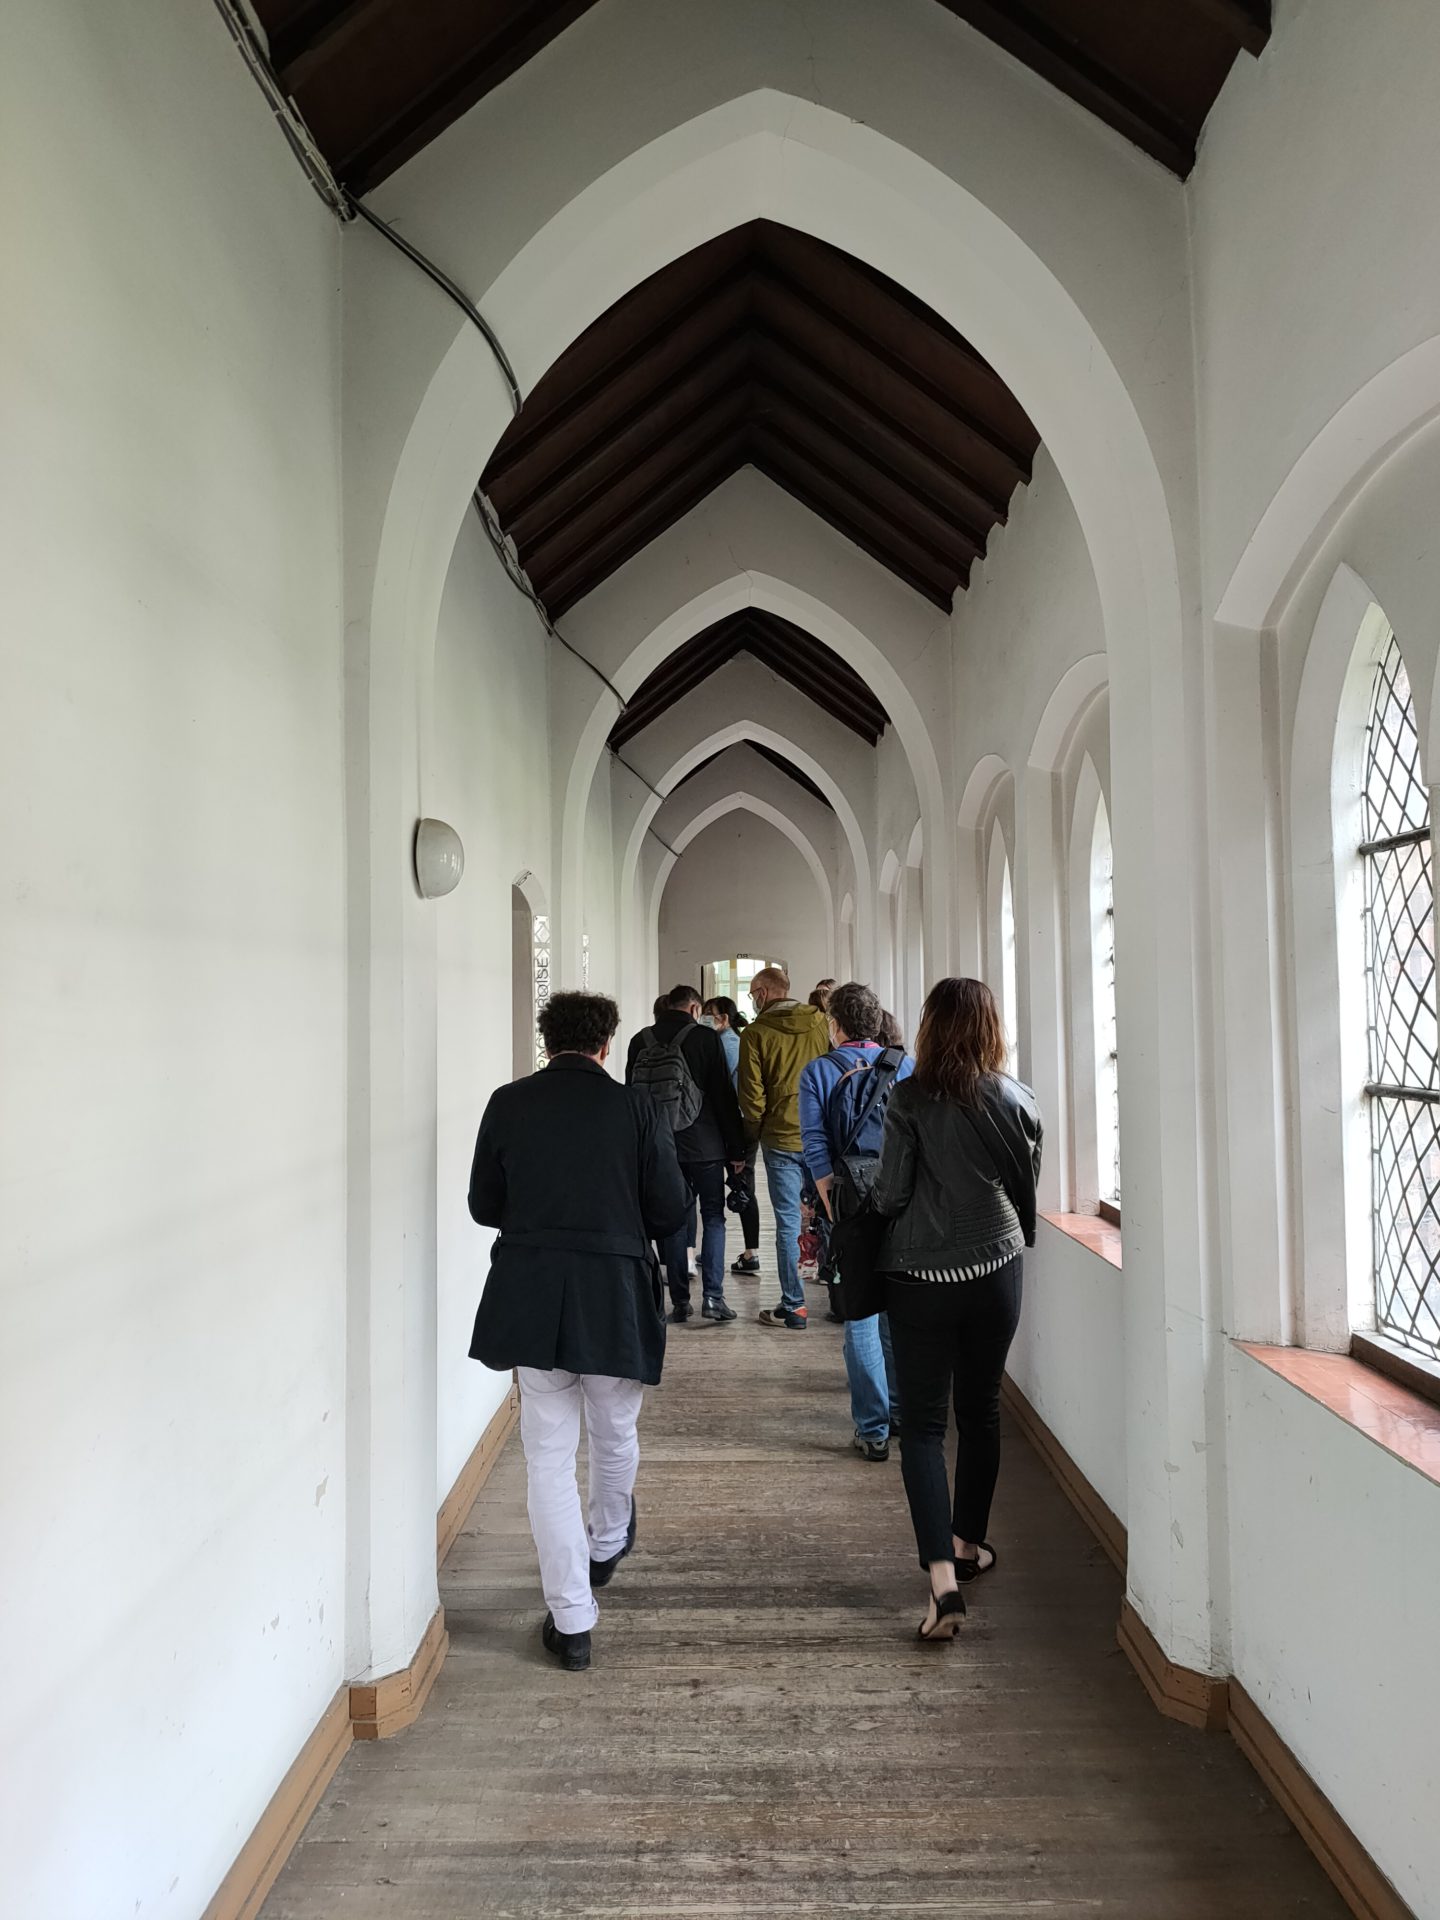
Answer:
[
  {"xmin": 1092, "ymin": 800, "xmax": 1120, "ymax": 1208},
  {"xmin": 1361, "ymin": 629, "xmax": 1440, "ymax": 1357},
  {"xmin": 533, "ymin": 914, "xmax": 551, "ymax": 1072}
]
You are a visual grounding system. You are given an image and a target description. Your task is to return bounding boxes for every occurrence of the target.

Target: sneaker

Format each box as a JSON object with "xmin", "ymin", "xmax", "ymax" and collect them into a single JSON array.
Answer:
[
  {"xmin": 670, "ymin": 1302, "xmax": 693, "ymax": 1324},
  {"xmin": 731, "ymin": 1254, "xmax": 761, "ymax": 1277},
  {"xmin": 686, "ymin": 1251, "xmax": 699, "ymax": 1276},
  {"xmin": 702, "ymin": 1295, "xmax": 737, "ymax": 1321},
  {"xmin": 853, "ymin": 1431, "xmax": 890, "ymax": 1464},
  {"xmin": 757, "ymin": 1304, "xmax": 807, "ymax": 1330},
  {"xmin": 541, "ymin": 1612, "xmax": 592, "ymax": 1672}
]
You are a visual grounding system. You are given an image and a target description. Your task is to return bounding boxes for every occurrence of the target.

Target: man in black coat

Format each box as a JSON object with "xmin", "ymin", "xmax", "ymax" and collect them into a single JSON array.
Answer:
[
  {"xmin": 625, "ymin": 983, "xmax": 747, "ymax": 1323},
  {"xmin": 468, "ymin": 991, "xmax": 687, "ymax": 1672}
]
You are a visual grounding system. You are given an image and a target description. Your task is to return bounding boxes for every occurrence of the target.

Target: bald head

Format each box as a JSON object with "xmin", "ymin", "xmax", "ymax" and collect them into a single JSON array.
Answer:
[{"xmin": 749, "ymin": 965, "xmax": 791, "ymax": 1013}]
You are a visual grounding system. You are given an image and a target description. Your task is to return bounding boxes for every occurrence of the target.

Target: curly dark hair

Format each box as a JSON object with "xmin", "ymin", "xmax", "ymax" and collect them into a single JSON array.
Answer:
[
  {"xmin": 537, "ymin": 990, "xmax": 620, "ymax": 1059},
  {"xmin": 827, "ymin": 981, "xmax": 882, "ymax": 1043},
  {"xmin": 911, "ymin": 978, "xmax": 1006, "ymax": 1105}
]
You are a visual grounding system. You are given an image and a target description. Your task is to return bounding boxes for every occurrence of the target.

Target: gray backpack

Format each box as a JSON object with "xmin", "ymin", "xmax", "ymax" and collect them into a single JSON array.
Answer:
[{"xmin": 631, "ymin": 1027, "xmax": 705, "ymax": 1133}]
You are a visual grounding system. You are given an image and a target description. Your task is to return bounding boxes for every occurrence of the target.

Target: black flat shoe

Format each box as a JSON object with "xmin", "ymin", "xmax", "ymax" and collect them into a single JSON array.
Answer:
[
  {"xmin": 954, "ymin": 1542, "xmax": 997, "ymax": 1583},
  {"xmin": 541, "ymin": 1612, "xmax": 592, "ymax": 1671},
  {"xmin": 701, "ymin": 1295, "xmax": 737, "ymax": 1321},
  {"xmin": 917, "ymin": 1589, "xmax": 966, "ymax": 1642},
  {"xmin": 589, "ymin": 1499, "xmax": 637, "ymax": 1590},
  {"xmin": 670, "ymin": 1302, "xmax": 693, "ymax": 1323}
]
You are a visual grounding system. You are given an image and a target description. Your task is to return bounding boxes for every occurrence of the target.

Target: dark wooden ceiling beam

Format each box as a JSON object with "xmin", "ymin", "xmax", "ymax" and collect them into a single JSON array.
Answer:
[
  {"xmin": 503, "ymin": 338, "xmax": 752, "ymax": 550},
  {"xmin": 932, "ymin": 1, "xmax": 1198, "ymax": 175},
  {"xmin": 269, "ymin": 0, "xmax": 385, "ymax": 84},
  {"xmin": 742, "ymin": 627, "xmax": 887, "ymax": 743},
  {"xmin": 750, "ymin": 271, "xmax": 1033, "ymax": 486},
  {"xmin": 1175, "ymin": 0, "xmax": 1270, "ymax": 57},
  {"xmin": 749, "ymin": 385, "xmax": 987, "ymax": 566},
  {"xmin": 750, "ymin": 333, "xmax": 1011, "ymax": 525},
  {"xmin": 484, "ymin": 273, "xmax": 751, "ymax": 494},
  {"xmin": 546, "ymin": 434, "xmax": 750, "ymax": 614},
  {"xmin": 522, "ymin": 387, "xmax": 752, "ymax": 582},
  {"xmin": 750, "ymin": 424, "xmax": 974, "ymax": 582},
  {"xmin": 610, "ymin": 630, "xmax": 742, "ymax": 748},
  {"xmin": 330, "ymin": 1, "xmax": 607, "ymax": 192},
  {"xmin": 749, "ymin": 433, "xmax": 960, "ymax": 611},
  {"xmin": 758, "ymin": 223, "xmax": 1033, "ymax": 443},
  {"xmin": 611, "ymin": 612, "xmax": 889, "ymax": 750}
]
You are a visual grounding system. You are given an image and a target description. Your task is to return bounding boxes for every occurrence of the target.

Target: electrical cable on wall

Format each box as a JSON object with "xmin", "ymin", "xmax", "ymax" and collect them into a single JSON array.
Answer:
[{"xmin": 212, "ymin": 0, "xmax": 681, "ymax": 860}]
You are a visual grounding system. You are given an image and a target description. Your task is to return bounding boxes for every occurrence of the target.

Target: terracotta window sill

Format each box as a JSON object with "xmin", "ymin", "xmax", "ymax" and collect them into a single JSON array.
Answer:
[
  {"xmin": 1039, "ymin": 1211, "xmax": 1122, "ymax": 1270},
  {"xmin": 1236, "ymin": 1342, "xmax": 1440, "ymax": 1489}
]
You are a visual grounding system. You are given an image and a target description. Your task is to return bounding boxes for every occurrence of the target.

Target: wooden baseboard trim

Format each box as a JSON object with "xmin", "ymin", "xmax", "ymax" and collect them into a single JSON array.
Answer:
[
  {"xmin": 1001, "ymin": 1373, "xmax": 1128, "ymax": 1574},
  {"xmin": 349, "ymin": 1605, "xmax": 448, "ymax": 1742},
  {"xmin": 200, "ymin": 1391, "xmax": 520, "ymax": 1919},
  {"xmin": 1117, "ymin": 1598, "xmax": 1230, "ymax": 1732},
  {"xmin": 1229, "ymin": 1683, "xmax": 1416, "ymax": 1920},
  {"xmin": 437, "ymin": 1381, "xmax": 520, "ymax": 1567},
  {"xmin": 200, "ymin": 1689, "xmax": 352, "ymax": 1920}
]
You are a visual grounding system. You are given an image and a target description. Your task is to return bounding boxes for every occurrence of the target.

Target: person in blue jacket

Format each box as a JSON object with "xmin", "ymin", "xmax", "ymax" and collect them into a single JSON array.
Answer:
[{"xmin": 798, "ymin": 980, "xmax": 913, "ymax": 1461}]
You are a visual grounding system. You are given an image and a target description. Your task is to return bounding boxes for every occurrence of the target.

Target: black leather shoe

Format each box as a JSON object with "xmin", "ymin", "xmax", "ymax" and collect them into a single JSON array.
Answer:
[
  {"xmin": 589, "ymin": 1499, "xmax": 637, "ymax": 1590},
  {"xmin": 701, "ymin": 1295, "xmax": 737, "ymax": 1321},
  {"xmin": 670, "ymin": 1302, "xmax": 693, "ymax": 1323},
  {"xmin": 541, "ymin": 1612, "xmax": 592, "ymax": 1671}
]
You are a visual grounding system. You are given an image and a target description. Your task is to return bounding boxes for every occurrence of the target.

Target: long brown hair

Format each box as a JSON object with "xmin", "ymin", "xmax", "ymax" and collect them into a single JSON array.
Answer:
[{"xmin": 912, "ymin": 977, "xmax": 1007, "ymax": 1105}]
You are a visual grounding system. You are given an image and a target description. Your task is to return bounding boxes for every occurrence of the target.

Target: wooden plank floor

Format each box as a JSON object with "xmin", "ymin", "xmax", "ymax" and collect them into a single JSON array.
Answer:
[{"xmin": 264, "ymin": 1258, "xmax": 1346, "ymax": 1919}]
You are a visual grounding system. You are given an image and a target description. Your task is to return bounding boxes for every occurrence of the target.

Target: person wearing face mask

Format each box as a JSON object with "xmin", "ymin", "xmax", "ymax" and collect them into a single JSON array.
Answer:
[
  {"xmin": 798, "ymin": 982, "xmax": 913, "ymax": 1458},
  {"xmin": 736, "ymin": 967, "xmax": 829, "ymax": 1327}
]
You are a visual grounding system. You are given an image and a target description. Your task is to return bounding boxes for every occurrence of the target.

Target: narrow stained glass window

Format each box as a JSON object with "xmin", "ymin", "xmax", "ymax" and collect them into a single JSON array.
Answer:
[
  {"xmin": 1361, "ymin": 627, "xmax": 1440, "ymax": 1358},
  {"xmin": 533, "ymin": 914, "xmax": 551, "ymax": 1072},
  {"xmin": 1092, "ymin": 800, "xmax": 1120, "ymax": 1208}
]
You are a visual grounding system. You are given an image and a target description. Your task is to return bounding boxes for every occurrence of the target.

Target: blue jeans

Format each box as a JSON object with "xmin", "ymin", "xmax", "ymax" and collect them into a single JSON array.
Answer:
[
  {"xmin": 761, "ymin": 1145, "xmax": 807, "ymax": 1311},
  {"xmin": 663, "ymin": 1160, "xmax": 726, "ymax": 1305},
  {"xmin": 844, "ymin": 1312, "xmax": 898, "ymax": 1442}
]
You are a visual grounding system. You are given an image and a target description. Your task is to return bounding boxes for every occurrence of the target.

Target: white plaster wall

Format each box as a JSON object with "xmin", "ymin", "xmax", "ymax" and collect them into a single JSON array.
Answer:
[
  {"xmin": 951, "ymin": 452, "xmax": 1107, "ymax": 791},
  {"xmin": 659, "ymin": 813, "xmax": 833, "ymax": 1000},
  {"xmin": 0, "ymin": 5, "xmax": 345, "ymax": 1916},
  {"xmin": 432, "ymin": 513, "xmax": 557, "ymax": 1501},
  {"xmin": 1192, "ymin": 0, "xmax": 1440, "ymax": 606},
  {"xmin": 1009, "ymin": 1228, "xmax": 1127, "ymax": 1531},
  {"xmin": 1227, "ymin": 1348, "xmax": 1440, "ymax": 1917}
]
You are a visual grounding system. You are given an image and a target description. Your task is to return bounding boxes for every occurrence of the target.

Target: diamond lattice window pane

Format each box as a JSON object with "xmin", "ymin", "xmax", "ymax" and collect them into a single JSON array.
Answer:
[
  {"xmin": 1363, "ymin": 635, "xmax": 1430, "ymax": 844},
  {"xmin": 1371, "ymin": 1094, "xmax": 1440, "ymax": 1358},
  {"xmin": 1361, "ymin": 626, "xmax": 1440, "ymax": 1361}
]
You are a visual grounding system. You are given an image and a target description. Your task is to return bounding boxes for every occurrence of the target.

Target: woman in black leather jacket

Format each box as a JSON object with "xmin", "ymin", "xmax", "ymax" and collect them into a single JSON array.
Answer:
[{"xmin": 872, "ymin": 977, "xmax": 1043, "ymax": 1641}]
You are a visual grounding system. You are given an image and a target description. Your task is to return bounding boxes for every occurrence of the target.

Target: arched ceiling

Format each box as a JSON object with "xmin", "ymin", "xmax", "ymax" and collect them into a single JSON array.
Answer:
[
  {"xmin": 669, "ymin": 742, "xmax": 836, "ymax": 815},
  {"xmin": 610, "ymin": 609, "xmax": 888, "ymax": 752},
  {"xmin": 483, "ymin": 221, "xmax": 1040, "ymax": 614},
  {"xmin": 249, "ymin": 1, "xmax": 1269, "ymax": 191}
]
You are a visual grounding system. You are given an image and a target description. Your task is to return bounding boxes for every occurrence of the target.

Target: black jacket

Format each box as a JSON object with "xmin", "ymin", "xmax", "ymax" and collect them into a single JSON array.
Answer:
[
  {"xmin": 872, "ymin": 1072, "xmax": 1043, "ymax": 1274},
  {"xmin": 624, "ymin": 1013, "xmax": 746, "ymax": 1165},
  {"xmin": 467, "ymin": 1055, "xmax": 688, "ymax": 1384}
]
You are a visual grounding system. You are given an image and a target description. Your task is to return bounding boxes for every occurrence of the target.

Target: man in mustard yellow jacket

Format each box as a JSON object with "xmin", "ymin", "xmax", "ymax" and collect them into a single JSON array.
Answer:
[{"xmin": 737, "ymin": 967, "xmax": 828, "ymax": 1328}]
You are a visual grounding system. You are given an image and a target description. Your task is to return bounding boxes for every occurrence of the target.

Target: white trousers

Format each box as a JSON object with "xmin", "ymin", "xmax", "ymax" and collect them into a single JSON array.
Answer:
[{"xmin": 517, "ymin": 1366, "xmax": 645, "ymax": 1634}]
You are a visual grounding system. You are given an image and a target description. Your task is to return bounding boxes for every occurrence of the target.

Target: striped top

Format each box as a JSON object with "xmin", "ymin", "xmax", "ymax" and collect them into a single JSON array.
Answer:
[{"xmin": 902, "ymin": 1250, "xmax": 1016, "ymax": 1285}]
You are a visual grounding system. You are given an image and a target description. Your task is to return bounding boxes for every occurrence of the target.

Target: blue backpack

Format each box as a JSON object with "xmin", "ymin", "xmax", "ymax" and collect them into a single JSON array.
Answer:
[{"xmin": 825, "ymin": 1048, "xmax": 905, "ymax": 1220}]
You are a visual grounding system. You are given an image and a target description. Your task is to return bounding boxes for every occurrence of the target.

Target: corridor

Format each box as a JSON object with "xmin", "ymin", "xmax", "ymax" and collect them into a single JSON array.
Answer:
[
  {"xmin": 263, "ymin": 1295, "xmax": 1343, "ymax": 1919},
  {"xmin": 13, "ymin": 1, "xmax": 1440, "ymax": 1913}
]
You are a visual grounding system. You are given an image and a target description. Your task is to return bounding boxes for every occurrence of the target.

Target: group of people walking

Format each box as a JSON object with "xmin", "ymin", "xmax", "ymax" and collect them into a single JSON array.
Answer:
[{"xmin": 468, "ymin": 966, "xmax": 1043, "ymax": 1669}]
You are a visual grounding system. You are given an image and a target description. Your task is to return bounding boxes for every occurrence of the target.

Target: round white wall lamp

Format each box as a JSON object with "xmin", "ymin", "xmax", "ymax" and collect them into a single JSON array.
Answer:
[{"xmin": 414, "ymin": 818, "xmax": 465, "ymax": 898}]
